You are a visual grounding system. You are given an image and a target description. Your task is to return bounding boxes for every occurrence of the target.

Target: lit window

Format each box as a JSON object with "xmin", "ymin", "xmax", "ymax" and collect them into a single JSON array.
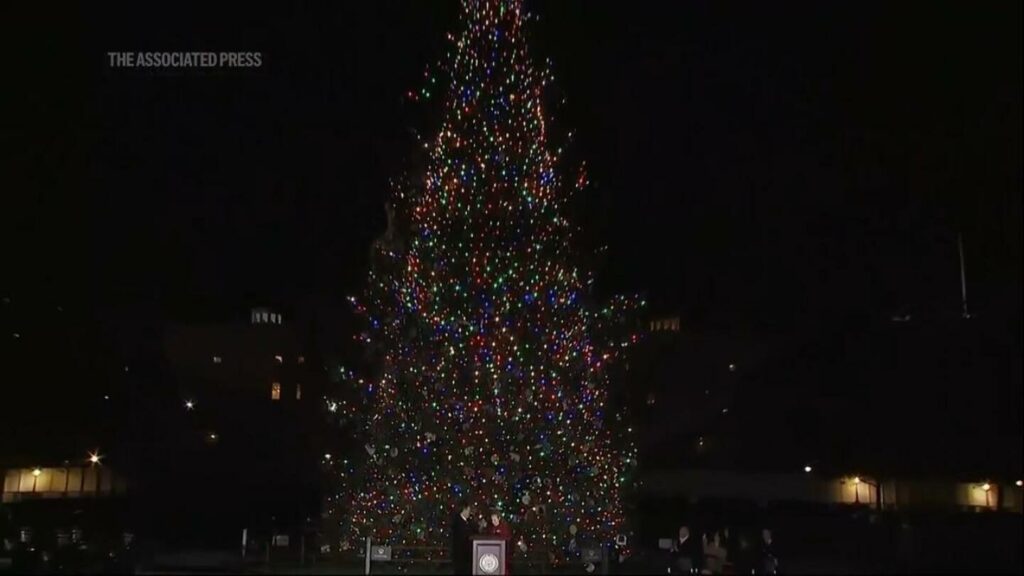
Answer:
[
  {"xmin": 296, "ymin": 384, "xmax": 302, "ymax": 400},
  {"xmin": 298, "ymin": 356, "xmax": 305, "ymax": 364},
  {"xmin": 271, "ymin": 382, "xmax": 281, "ymax": 400},
  {"xmin": 261, "ymin": 312, "xmax": 269, "ymax": 323},
  {"xmin": 212, "ymin": 356, "xmax": 222, "ymax": 364},
  {"xmin": 274, "ymin": 355, "xmax": 283, "ymax": 364}
]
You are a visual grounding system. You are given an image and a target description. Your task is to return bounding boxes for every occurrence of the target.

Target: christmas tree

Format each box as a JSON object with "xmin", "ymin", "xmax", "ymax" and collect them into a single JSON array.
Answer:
[{"xmin": 325, "ymin": 0, "xmax": 644, "ymax": 563}]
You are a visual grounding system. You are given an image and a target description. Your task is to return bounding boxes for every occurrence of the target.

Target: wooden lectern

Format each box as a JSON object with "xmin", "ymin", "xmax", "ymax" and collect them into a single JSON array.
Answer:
[{"xmin": 471, "ymin": 535, "xmax": 507, "ymax": 575}]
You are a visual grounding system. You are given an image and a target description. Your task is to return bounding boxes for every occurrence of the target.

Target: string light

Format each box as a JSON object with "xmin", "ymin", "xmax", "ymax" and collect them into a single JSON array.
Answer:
[{"xmin": 328, "ymin": 0, "xmax": 643, "ymax": 562}]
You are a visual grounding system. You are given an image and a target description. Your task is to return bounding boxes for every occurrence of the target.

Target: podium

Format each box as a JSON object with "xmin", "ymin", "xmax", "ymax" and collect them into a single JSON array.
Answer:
[{"xmin": 471, "ymin": 536, "xmax": 507, "ymax": 575}]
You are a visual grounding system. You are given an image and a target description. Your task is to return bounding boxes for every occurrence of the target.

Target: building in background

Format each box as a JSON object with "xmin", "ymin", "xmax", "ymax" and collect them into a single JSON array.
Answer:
[
  {"xmin": 627, "ymin": 310, "xmax": 1022, "ymax": 508},
  {"xmin": 144, "ymin": 306, "xmax": 328, "ymax": 550}
]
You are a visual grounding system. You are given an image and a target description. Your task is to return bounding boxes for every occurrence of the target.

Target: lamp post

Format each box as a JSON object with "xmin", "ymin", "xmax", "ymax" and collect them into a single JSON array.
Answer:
[{"xmin": 844, "ymin": 476, "xmax": 881, "ymax": 510}]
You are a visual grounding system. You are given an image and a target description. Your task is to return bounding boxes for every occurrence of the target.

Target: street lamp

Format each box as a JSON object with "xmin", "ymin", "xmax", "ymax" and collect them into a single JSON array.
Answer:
[
  {"xmin": 980, "ymin": 483, "xmax": 992, "ymax": 508},
  {"xmin": 32, "ymin": 468, "xmax": 42, "ymax": 477},
  {"xmin": 843, "ymin": 476, "xmax": 879, "ymax": 507},
  {"xmin": 88, "ymin": 451, "xmax": 102, "ymax": 465},
  {"xmin": 804, "ymin": 465, "xmax": 813, "ymax": 473}
]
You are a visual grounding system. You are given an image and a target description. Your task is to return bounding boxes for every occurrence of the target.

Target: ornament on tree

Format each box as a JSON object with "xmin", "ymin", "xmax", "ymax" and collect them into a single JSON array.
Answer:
[
  {"xmin": 569, "ymin": 524, "xmax": 578, "ymax": 535},
  {"xmin": 329, "ymin": 0, "xmax": 643, "ymax": 555}
]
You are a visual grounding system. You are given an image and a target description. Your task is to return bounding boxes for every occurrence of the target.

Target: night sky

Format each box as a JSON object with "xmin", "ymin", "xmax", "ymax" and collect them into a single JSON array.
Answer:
[
  {"xmin": 3, "ymin": 2, "xmax": 1021, "ymax": 474},
  {"xmin": 7, "ymin": 1, "xmax": 1020, "ymax": 327}
]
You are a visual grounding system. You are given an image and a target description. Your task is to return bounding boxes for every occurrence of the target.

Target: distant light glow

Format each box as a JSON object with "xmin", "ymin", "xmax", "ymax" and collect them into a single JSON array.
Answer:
[
  {"xmin": 88, "ymin": 451, "xmax": 102, "ymax": 465},
  {"xmin": 32, "ymin": 468, "xmax": 41, "ymax": 477},
  {"xmin": 185, "ymin": 399, "xmax": 195, "ymax": 410},
  {"xmin": 981, "ymin": 483, "xmax": 991, "ymax": 492},
  {"xmin": 804, "ymin": 465, "xmax": 812, "ymax": 473}
]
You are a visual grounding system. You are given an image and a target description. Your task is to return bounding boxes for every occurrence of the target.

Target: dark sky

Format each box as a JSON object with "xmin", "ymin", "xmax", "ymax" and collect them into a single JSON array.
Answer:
[{"xmin": 5, "ymin": 1, "xmax": 1021, "ymax": 329}]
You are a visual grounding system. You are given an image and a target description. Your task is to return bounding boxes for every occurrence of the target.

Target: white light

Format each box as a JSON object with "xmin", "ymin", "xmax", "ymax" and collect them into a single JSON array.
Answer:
[
  {"xmin": 88, "ymin": 451, "xmax": 102, "ymax": 465},
  {"xmin": 852, "ymin": 476, "xmax": 861, "ymax": 485},
  {"xmin": 103, "ymin": 395, "xmax": 110, "ymax": 400},
  {"xmin": 804, "ymin": 466, "xmax": 812, "ymax": 473},
  {"xmin": 1016, "ymin": 480, "xmax": 1022, "ymax": 487},
  {"xmin": 32, "ymin": 468, "xmax": 42, "ymax": 477},
  {"xmin": 185, "ymin": 400, "xmax": 195, "ymax": 410},
  {"xmin": 981, "ymin": 483, "xmax": 991, "ymax": 492},
  {"xmin": 324, "ymin": 453, "xmax": 332, "ymax": 460},
  {"xmin": 728, "ymin": 363, "xmax": 736, "ymax": 372}
]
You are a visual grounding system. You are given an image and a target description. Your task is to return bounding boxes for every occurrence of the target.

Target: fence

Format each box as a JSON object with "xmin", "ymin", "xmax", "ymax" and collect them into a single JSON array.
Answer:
[{"xmin": 363, "ymin": 538, "xmax": 610, "ymax": 575}]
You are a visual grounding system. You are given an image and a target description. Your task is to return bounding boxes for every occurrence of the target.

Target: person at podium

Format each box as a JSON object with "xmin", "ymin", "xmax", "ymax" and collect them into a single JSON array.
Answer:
[
  {"xmin": 488, "ymin": 509, "xmax": 513, "ymax": 573},
  {"xmin": 451, "ymin": 499, "xmax": 476, "ymax": 574}
]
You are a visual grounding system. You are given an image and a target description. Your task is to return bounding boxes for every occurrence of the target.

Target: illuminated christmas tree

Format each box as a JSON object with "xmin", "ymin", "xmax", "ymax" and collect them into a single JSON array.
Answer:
[{"xmin": 326, "ymin": 0, "xmax": 643, "ymax": 563}]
